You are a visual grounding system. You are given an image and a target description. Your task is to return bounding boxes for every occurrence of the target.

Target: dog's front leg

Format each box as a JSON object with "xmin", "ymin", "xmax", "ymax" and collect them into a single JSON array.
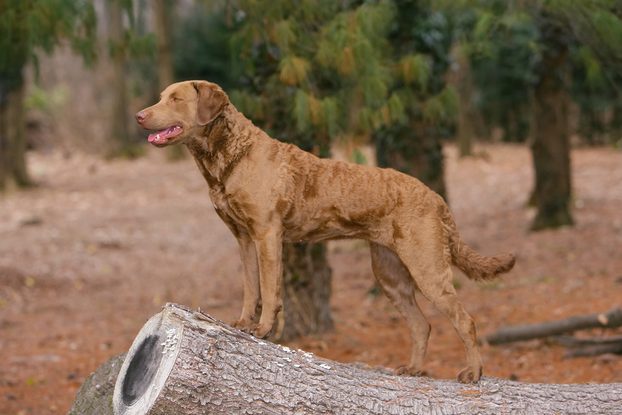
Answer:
[
  {"xmin": 252, "ymin": 229, "xmax": 283, "ymax": 339},
  {"xmin": 233, "ymin": 233, "xmax": 260, "ymax": 332}
]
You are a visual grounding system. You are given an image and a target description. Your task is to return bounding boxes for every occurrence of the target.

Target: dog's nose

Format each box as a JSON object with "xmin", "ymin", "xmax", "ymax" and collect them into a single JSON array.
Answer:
[{"xmin": 135, "ymin": 111, "xmax": 148, "ymax": 124}]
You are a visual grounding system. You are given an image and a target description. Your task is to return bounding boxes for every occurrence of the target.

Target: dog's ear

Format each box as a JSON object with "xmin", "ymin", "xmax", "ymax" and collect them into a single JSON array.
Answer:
[{"xmin": 193, "ymin": 81, "xmax": 227, "ymax": 125}]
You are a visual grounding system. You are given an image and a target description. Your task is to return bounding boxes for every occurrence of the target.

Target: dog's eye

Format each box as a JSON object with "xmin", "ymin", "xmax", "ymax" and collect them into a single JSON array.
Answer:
[{"xmin": 171, "ymin": 96, "xmax": 183, "ymax": 102}]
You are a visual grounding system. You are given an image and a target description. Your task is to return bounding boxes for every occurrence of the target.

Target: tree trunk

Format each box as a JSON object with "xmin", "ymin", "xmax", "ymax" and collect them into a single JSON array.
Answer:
[
  {"xmin": 279, "ymin": 242, "xmax": 333, "ymax": 341},
  {"xmin": 106, "ymin": 0, "xmax": 136, "ymax": 158},
  {"xmin": 450, "ymin": 42, "xmax": 474, "ymax": 158},
  {"xmin": 611, "ymin": 99, "xmax": 622, "ymax": 145},
  {"xmin": 109, "ymin": 303, "xmax": 622, "ymax": 415},
  {"xmin": 578, "ymin": 104, "xmax": 605, "ymax": 146},
  {"xmin": 530, "ymin": 33, "xmax": 573, "ymax": 230},
  {"xmin": 153, "ymin": 0, "xmax": 185, "ymax": 160},
  {"xmin": 375, "ymin": 123, "xmax": 447, "ymax": 200},
  {"xmin": 153, "ymin": 0, "xmax": 174, "ymax": 91},
  {"xmin": 0, "ymin": 87, "xmax": 9, "ymax": 190},
  {"xmin": 0, "ymin": 77, "xmax": 32, "ymax": 189}
]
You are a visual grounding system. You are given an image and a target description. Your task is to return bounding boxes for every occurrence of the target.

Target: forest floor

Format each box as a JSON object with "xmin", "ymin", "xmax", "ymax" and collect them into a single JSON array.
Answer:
[{"xmin": 1, "ymin": 143, "xmax": 621, "ymax": 414}]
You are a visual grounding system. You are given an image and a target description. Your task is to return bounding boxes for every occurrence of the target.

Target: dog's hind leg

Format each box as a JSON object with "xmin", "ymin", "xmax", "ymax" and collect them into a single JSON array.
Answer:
[
  {"xmin": 370, "ymin": 243, "xmax": 431, "ymax": 376},
  {"xmin": 395, "ymin": 241, "xmax": 483, "ymax": 383}
]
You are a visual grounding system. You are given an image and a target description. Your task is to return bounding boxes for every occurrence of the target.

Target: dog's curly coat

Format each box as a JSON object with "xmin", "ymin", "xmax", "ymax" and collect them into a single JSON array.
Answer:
[{"xmin": 136, "ymin": 80, "xmax": 516, "ymax": 383}]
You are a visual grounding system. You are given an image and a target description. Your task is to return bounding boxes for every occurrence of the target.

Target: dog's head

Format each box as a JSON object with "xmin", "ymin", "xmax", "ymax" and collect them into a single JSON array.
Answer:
[{"xmin": 136, "ymin": 80, "xmax": 228, "ymax": 147}]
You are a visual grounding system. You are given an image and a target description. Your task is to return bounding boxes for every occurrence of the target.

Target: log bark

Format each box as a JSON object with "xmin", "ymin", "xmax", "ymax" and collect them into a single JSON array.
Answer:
[
  {"xmin": 70, "ymin": 353, "xmax": 125, "ymax": 415},
  {"xmin": 555, "ymin": 335, "xmax": 622, "ymax": 348},
  {"xmin": 485, "ymin": 308, "xmax": 622, "ymax": 345},
  {"xmin": 554, "ymin": 335, "xmax": 622, "ymax": 358},
  {"xmin": 111, "ymin": 303, "xmax": 622, "ymax": 415},
  {"xmin": 564, "ymin": 342, "xmax": 622, "ymax": 358}
]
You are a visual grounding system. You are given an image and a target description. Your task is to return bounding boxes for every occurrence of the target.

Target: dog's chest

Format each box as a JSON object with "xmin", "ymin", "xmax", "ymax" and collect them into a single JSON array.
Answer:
[{"xmin": 208, "ymin": 188, "xmax": 252, "ymax": 231}]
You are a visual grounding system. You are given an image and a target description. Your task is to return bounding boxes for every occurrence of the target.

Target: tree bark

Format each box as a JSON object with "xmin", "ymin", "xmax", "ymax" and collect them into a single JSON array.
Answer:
[
  {"xmin": 611, "ymin": 99, "xmax": 622, "ymax": 145},
  {"xmin": 106, "ymin": 0, "xmax": 136, "ymax": 158},
  {"xmin": 153, "ymin": 0, "xmax": 185, "ymax": 160},
  {"xmin": 485, "ymin": 308, "xmax": 622, "ymax": 345},
  {"xmin": 562, "ymin": 342, "xmax": 622, "ymax": 358},
  {"xmin": 0, "ymin": 76, "xmax": 32, "ymax": 189},
  {"xmin": 279, "ymin": 242, "xmax": 333, "ymax": 341},
  {"xmin": 530, "ymin": 28, "xmax": 573, "ymax": 230},
  {"xmin": 111, "ymin": 303, "xmax": 622, "ymax": 415},
  {"xmin": 553, "ymin": 335, "xmax": 622, "ymax": 358},
  {"xmin": 0, "ymin": 86, "xmax": 9, "ymax": 190},
  {"xmin": 153, "ymin": 0, "xmax": 174, "ymax": 92},
  {"xmin": 69, "ymin": 353, "xmax": 125, "ymax": 415},
  {"xmin": 555, "ymin": 334, "xmax": 622, "ymax": 348},
  {"xmin": 450, "ymin": 42, "xmax": 474, "ymax": 158}
]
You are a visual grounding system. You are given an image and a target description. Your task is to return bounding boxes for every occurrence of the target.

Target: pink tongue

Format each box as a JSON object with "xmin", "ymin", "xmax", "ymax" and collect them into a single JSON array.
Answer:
[{"xmin": 147, "ymin": 126, "xmax": 176, "ymax": 144}]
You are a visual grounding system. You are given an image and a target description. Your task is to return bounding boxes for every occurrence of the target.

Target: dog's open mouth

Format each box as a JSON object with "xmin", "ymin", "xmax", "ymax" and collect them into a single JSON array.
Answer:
[{"xmin": 147, "ymin": 126, "xmax": 183, "ymax": 146}]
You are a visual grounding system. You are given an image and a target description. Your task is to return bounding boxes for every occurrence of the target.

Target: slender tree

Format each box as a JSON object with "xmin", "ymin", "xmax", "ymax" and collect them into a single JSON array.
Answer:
[
  {"xmin": 105, "ymin": 0, "xmax": 156, "ymax": 158},
  {"xmin": 0, "ymin": 0, "xmax": 95, "ymax": 189},
  {"xmin": 450, "ymin": 42, "xmax": 476, "ymax": 158},
  {"xmin": 106, "ymin": 0, "xmax": 133, "ymax": 157},
  {"xmin": 152, "ymin": 0, "xmax": 185, "ymax": 160},
  {"xmin": 153, "ymin": 0, "xmax": 174, "ymax": 91}
]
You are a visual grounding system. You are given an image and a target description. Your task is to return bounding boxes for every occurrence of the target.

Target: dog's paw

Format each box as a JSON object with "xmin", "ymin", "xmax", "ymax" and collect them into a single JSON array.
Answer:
[
  {"xmin": 457, "ymin": 366, "xmax": 482, "ymax": 384},
  {"xmin": 251, "ymin": 323, "xmax": 274, "ymax": 339},
  {"xmin": 232, "ymin": 318, "xmax": 256, "ymax": 333},
  {"xmin": 395, "ymin": 366, "xmax": 427, "ymax": 377}
]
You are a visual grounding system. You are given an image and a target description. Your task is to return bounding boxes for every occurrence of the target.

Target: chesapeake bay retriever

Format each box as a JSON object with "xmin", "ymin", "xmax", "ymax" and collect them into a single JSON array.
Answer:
[{"xmin": 136, "ymin": 80, "xmax": 515, "ymax": 383}]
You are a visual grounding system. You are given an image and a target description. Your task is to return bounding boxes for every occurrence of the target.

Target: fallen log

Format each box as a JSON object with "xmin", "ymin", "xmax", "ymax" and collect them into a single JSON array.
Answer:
[
  {"xmin": 553, "ymin": 335, "xmax": 622, "ymax": 358},
  {"xmin": 109, "ymin": 303, "xmax": 622, "ymax": 414},
  {"xmin": 554, "ymin": 335, "xmax": 622, "ymax": 348},
  {"xmin": 564, "ymin": 342, "xmax": 622, "ymax": 358},
  {"xmin": 485, "ymin": 307, "xmax": 622, "ymax": 345},
  {"xmin": 69, "ymin": 353, "xmax": 125, "ymax": 415}
]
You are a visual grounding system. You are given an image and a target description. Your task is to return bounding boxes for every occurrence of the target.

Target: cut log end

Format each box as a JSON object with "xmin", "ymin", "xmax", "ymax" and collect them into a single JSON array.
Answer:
[{"xmin": 113, "ymin": 306, "xmax": 184, "ymax": 414}]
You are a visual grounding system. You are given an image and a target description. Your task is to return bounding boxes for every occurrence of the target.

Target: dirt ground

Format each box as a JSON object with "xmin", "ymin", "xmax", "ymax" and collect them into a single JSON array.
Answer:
[{"xmin": 1, "ymin": 144, "xmax": 621, "ymax": 414}]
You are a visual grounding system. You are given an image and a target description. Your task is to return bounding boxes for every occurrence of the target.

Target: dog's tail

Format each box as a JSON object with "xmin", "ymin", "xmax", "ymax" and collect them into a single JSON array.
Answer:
[{"xmin": 442, "ymin": 205, "xmax": 516, "ymax": 281}]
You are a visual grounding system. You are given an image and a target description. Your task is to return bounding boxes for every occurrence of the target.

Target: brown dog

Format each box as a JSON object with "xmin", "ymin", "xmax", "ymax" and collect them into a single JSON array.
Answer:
[{"xmin": 136, "ymin": 80, "xmax": 515, "ymax": 383}]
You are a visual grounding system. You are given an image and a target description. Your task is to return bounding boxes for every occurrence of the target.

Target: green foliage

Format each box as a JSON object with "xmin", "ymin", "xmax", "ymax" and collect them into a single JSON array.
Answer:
[
  {"xmin": 461, "ymin": 5, "xmax": 540, "ymax": 141},
  {"xmin": 399, "ymin": 54, "xmax": 432, "ymax": 89},
  {"xmin": 106, "ymin": 0, "xmax": 156, "ymax": 89},
  {"xmin": 25, "ymin": 84, "xmax": 68, "ymax": 113},
  {"xmin": 423, "ymin": 85, "xmax": 458, "ymax": 123},
  {"xmin": 279, "ymin": 55, "xmax": 310, "ymax": 86},
  {"xmin": 172, "ymin": 3, "xmax": 236, "ymax": 89},
  {"xmin": 230, "ymin": 0, "xmax": 395, "ymax": 147},
  {"xmin": 0, "ymin": 0, "xmax": 96, "ymax": 89},
  {"xmin": 444, "ymin": 0, "xmax": 622, "ymax": 144},
  {"xmin": 228, "ymin": 0, "xmax": 457, "ymax": 158}
]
